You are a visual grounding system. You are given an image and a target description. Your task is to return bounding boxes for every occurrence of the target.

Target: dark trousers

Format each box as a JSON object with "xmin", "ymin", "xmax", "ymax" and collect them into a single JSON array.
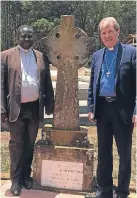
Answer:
[
  {"xmin": 96, "ymin": 98, "xmax": 133, "ymax": 197},
  {"xmin": 8, "ymin": 100, "xmax": 39, "ymax": 183}
]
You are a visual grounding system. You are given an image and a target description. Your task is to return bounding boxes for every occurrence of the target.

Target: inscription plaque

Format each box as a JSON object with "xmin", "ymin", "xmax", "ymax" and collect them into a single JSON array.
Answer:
[{"xmin": 41, "ymin": 160, "xmax": 83, "ymax": 190}]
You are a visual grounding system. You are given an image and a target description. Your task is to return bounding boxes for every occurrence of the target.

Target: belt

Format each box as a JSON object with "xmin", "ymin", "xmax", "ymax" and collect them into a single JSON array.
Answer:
[
  {"xmin": 105, "ymin": 97, "xmax": 116, "ymax": 102},
  {"xmin": 99, "ymin": 96, "xmax": 116, "ymax": 102}
]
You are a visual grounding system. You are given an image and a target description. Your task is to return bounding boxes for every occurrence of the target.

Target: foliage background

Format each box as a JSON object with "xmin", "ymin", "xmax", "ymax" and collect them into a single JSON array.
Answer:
[{"xmin": 1, "ymin": 1, "xmax": 136, "ymax": 52}]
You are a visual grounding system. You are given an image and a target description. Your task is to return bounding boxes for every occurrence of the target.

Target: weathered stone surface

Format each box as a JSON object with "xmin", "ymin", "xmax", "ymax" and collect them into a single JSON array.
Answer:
[
  {"xmin": 42, "ymin": 15, "xmax": 92, "ymax": 130},
  {"xmin": 42, "ymin": 125, "xmax": 91, "ymax": 147},
  {"xmin": 42, "ymin": 15, "xmax": 91, "ymax": 68},
  {"xmin": 33, "ymin": 142, "xmax": 94, "ymax": 192}
]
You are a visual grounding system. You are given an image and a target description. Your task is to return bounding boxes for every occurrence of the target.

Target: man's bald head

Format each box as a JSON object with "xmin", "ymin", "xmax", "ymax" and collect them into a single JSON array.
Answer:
[
  {"xmin": 17, "ymin": 25, "xmax": 33, "ymax": 37},
  {"xmin": 17, "ymin": 25, "xmax": 34, "ymax": 50}
]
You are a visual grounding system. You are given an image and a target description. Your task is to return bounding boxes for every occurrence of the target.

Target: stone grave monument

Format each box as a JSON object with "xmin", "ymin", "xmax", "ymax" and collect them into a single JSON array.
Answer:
[{"xmin": 33, "ymin": 15, "xmax": 94, "ymax": 194}]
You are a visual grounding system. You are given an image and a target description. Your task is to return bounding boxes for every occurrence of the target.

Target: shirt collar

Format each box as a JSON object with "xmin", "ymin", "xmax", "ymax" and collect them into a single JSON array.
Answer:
[
  {"xmin": 18, "ymin": 45, "xmax": 32, "ymax": 53},
  {"xmin": 107, "ymin": 41, "xmax": 120, "ymax": 52}
]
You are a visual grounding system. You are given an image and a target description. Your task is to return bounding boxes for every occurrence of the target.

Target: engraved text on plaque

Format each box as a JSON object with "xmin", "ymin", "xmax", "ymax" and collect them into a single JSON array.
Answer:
[{"xmin": 41, "ymin": 160, "xmax": 83, "ymax": 190}]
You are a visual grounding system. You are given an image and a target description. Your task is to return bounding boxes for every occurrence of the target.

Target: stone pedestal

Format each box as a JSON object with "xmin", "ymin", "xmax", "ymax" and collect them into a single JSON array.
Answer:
[
  {"xmin": 33, "ymin": 126, "xmax": 94, "ymax": 194},
  {"xmin": 41, "ymin": 126, "xmax": 91, "ymax": 147}
]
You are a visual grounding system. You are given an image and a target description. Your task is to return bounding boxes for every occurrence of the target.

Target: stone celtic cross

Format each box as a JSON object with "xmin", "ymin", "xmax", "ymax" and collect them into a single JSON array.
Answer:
[{"xmin": 42, "ymin": 15, "xmax": 91, "ymax": 131}]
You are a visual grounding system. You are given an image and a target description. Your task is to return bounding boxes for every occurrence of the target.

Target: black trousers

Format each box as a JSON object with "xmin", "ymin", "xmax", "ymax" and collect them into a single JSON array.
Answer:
[
  {"xmin": 8, "ymin": 100, "xmax": 39, "ymax": 183},
  {"xmin": 96, "ymin": 98, "xmax": 133, "ymax": 197}
]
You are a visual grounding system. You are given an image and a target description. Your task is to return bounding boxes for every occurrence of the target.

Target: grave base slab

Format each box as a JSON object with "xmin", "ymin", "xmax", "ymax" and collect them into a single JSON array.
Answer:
[{"xmin": 33, "ymin": 141, "xmax": 94, "ymax": 194}]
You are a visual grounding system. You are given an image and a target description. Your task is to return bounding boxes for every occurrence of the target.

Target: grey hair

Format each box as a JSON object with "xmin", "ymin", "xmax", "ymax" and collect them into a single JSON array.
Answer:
[{"xmin": 98, "ymin": 17, "xmax": 120, "ymax": 33}]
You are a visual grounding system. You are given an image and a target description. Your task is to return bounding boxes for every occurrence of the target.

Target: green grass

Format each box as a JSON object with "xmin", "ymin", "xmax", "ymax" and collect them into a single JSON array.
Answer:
[{"xmin": 1, "ymin": 142, "xmax": 10, "ymax": 172}]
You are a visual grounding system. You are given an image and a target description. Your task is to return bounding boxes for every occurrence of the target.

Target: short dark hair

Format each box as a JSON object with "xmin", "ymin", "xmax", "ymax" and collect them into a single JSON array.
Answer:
[{"xmin": 17, "ymin": 25, "xmax": 33, "ymax": 37}]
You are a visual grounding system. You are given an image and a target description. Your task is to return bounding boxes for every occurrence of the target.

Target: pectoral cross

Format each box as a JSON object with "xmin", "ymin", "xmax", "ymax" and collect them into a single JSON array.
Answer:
[{"xmin": 106, "ymin": 71, "xmax": 111, "ymax": 77}]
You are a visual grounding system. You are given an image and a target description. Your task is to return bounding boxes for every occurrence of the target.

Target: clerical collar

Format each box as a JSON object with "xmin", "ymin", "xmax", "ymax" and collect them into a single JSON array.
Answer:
[
  {"xmin": 107, "ymin": 42, "xmax": 119, "ymax": 51},
  {"xmin": 108, "ymin": 47, "xmax": 114, "ymax": 51},
  {"xmin": 18, "ymin": 45, "xmax": 32, "ymax": 53}
]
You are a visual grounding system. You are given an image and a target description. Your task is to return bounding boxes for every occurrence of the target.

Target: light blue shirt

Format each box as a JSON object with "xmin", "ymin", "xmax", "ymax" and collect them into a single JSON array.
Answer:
[{"xmin": 19, "ymin": 46, "xmax": 39, "ymax": 103}]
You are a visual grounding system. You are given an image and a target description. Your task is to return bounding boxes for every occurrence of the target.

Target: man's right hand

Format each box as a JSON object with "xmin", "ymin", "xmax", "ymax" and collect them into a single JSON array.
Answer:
[
  {"xmin": 1, "ymin": 113, "xmax": 7, "ymax": 123},
  {"xmin": 88, "ymin": 112, "xmax": 95, "ymax": 123}
]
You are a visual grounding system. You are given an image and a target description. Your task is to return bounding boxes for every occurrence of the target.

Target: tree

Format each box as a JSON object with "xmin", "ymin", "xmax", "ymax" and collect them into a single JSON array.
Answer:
[
  {"xmin": 32, "ymin": 18, "xmax": 55, "ymax": 51},
  {"xmin": 1, "ymin": 1, "xmax": 23, "ymax": 50},
  {"xmin": 1, "ymin": 1, "xmax": 136, "ymax": 50}
]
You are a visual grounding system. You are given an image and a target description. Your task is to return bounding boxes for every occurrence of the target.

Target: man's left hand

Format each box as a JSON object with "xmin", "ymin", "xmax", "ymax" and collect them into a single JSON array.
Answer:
[
  {"xmin": 132, "ymin": 115, "xmax": 137, "ymax": 122},
  {"xmin": 132, "ymin": 115, "xmax": 137, "ymax": 127}
]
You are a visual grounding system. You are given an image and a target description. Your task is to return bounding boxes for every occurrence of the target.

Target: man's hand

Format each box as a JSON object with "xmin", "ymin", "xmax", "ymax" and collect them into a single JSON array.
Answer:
[
  {"xmin": 132, "ymin": 115, "xmax": 137, "ymax": 127},
  {"xmin": 88, "ymin": 112, "xmax": 96, "ymax": 124},
  {"xmin": 132, "ymin": 115, "xmax": 137, "ymax": 122},
  {"xmin": 1, "ymin": 113, "xmax": 7, "ymax": 123}
]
